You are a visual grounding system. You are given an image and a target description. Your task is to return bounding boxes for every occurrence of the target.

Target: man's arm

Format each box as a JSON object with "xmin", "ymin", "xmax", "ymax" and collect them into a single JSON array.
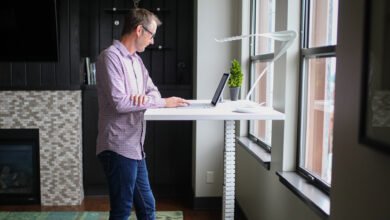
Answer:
[
  {"xmin": 97, "ymin": 51, "xmax": 159, "ymax": 112},
  {"xmin": 144, "ymin": 74, "xmax": 188, "ymax": 108},
  {"xmin": 144, "ymin": 74, "xmax": 166, "ymax": 108}
]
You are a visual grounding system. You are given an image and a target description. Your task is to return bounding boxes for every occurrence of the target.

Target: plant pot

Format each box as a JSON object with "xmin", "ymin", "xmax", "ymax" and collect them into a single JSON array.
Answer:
[{"xmin": 229, "ymin": 87, "xmax": 240, "ymax": 101}]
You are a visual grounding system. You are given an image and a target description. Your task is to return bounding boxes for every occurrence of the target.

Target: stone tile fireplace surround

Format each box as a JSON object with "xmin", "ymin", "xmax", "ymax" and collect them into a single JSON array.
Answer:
[{"xmin": 0, "ymin": 91, "xmax": 83, "ymax": 206}]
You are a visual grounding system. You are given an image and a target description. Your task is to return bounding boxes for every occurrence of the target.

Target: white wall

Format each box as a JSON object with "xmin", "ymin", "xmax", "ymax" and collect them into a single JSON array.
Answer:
[
  {"xmin": 236, "ymin": 147, "xmax": 321, "ymax": 220},
  {"xmin": 193, "ymin": 0, "xmax": 240, "ymax": 197},
  {"xmin": 330, "ymin": 0, "xmax": 390, "ymax": 219}
]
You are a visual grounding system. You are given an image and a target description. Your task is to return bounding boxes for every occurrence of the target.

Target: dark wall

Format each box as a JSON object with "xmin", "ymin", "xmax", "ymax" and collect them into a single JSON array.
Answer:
[
  {"xmin": 80, "ymin": 0, "xmax": 193, "ymax": 87},
  {"xmin": 80, "ymin": 0, "xmax": 194, "ymax": 197},
  {"xmin": 0, "ymin": 0, "xmax": 80, "ymax": 90}
]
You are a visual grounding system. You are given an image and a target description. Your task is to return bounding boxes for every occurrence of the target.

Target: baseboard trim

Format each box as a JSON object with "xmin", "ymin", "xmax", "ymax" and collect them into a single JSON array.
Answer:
[
  {"xmin": 191, "ymin": 191, "xmax": 248, "ymax": 219},
  {"xmin": 235, "ymin": 200, "xmax": 248, "ymax": 220},
  {"xmin": 192, "ymin": 196, "xmax": 222, "ymax": 210}
]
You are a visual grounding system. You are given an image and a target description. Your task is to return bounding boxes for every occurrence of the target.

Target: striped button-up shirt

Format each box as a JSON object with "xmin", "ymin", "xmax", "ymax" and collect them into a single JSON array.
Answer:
[{"xmin": 96, "ymin": 40, "xmax": 165, "ymax": 160}]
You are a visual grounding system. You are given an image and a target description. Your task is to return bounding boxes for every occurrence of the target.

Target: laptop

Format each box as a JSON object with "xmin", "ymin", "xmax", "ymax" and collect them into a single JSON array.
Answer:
[{"xmin": 180, "ymin": 73, "xmax": 230, "ymax": 109}]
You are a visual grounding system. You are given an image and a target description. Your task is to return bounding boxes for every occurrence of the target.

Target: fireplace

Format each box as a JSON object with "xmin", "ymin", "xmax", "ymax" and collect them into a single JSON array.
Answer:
[
  {"xmin": 0, "ymin": 129, "xmax": 40, "ymax": 204},
  {"xmin": 0, "ymin": 91, "xmax": 83, "ymax": 205}
]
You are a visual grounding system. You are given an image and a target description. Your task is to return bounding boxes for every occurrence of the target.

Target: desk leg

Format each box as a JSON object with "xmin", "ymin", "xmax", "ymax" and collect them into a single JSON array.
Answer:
[{"xmin": 223, "ymin": 120, "xmax": 235, "ymax": 220}]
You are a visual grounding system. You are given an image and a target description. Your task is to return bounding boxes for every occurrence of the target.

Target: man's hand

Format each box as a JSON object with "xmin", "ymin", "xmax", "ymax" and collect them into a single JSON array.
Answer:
[
  {"xmin": 164, "ymin": 97, "xmax": 189, "ymax": 108},
  {"xmin": 130, "ymin": 94, "xmax": 149, "ymax": 106}
]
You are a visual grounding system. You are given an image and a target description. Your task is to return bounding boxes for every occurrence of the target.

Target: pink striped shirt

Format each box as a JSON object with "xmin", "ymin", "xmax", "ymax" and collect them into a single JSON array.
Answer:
[{"xmin": 96, "ymin": 40, "xmax": 165, "ymax": 160}]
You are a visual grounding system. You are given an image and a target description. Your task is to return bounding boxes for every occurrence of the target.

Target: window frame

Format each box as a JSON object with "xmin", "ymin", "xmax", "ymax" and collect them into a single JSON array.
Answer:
[
  {"xmin": 248, "ymin": 0, "xmax": 275, "ymax": 152},
  {"xmin": 297, "ymin": 0, "xmax": 338, "ymax": 195}
]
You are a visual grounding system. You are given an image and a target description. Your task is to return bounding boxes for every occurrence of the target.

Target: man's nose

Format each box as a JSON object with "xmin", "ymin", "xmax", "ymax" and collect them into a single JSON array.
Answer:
[{"xmin": 150, "ymin": 38, "xmax": 154, "ymax": 45}]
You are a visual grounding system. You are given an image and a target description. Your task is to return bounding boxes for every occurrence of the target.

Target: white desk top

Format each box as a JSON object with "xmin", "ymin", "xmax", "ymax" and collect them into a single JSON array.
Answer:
[{"xmin": 144, "ymin": 100, "xmax": 285, "ymax": 121}]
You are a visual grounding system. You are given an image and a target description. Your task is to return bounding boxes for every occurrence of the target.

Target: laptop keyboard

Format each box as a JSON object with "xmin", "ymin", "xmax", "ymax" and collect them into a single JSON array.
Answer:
[{"xmin": 177, "ymin": 103, "xmax": 213, "ymax": 109}]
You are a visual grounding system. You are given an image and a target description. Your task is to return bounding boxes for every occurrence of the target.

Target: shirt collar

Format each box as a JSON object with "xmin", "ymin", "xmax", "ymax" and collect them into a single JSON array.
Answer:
[{"xmin": 113, "ymin": 40, "xmax": 138, "ymax": 60}]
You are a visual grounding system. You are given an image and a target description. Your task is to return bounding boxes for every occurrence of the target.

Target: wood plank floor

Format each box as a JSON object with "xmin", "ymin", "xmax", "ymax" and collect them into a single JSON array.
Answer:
[{"xmin": 0, "ymin": 195, "xmax": 221, "ymax": 220}]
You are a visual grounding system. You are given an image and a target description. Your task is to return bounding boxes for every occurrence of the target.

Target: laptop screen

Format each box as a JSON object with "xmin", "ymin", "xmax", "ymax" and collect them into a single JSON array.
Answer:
[{"xmin": 211, "ymin": 73, "xmax": 230, "ymax": 105}]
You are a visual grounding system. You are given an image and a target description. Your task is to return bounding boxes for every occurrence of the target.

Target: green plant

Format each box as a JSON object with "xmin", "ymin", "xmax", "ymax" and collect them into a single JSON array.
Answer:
[{"xmin": 228, "ymin": 59, "xmax": 243, "ymax": 88}]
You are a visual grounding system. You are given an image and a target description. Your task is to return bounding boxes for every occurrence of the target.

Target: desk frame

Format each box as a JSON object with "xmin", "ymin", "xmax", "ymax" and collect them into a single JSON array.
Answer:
[
  {"xmin": 223, "ymin": 120, "xmax": 235, "ymax": 219},
  {"xmin": 145, "ymin": 100, "xmax": 284, "ymax": 220}
]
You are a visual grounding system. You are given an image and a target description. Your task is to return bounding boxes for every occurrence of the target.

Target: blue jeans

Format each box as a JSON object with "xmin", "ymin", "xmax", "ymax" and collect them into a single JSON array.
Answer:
[{"xmin": 98, "ymin": 151, "xmax": 156, "ymax": 220}]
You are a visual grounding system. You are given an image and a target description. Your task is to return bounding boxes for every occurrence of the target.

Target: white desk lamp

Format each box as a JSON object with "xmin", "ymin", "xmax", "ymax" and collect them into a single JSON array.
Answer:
[{"xmin": 215, "ymin": 30, "xmax": 297, "ymax": 113}]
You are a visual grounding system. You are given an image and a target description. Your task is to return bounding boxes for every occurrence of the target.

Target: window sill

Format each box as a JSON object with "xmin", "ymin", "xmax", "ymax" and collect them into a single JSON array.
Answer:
[
  {"xmin": 236, "ymin": 137, "xmax": 270, "ymax": 170},
  {"xmin": 276, "ymin": 171, "xmax": 330, "ymax": 219}
]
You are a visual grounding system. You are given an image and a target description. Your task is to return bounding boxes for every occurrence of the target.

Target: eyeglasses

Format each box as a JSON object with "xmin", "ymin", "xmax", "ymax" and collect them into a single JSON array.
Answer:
[{"xmin": 142, "ymin": 25, "xmax": 156, "ymax": 39}]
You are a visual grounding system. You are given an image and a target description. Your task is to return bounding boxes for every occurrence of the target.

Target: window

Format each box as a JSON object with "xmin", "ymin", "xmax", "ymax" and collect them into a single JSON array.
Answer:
[
  {"xmin": 249, "ymin": 0, "xmax": 276, "ymax": 150},
  {"xmin": 298, "ymin": 0, "xmax": 338, "ymax": 193}
]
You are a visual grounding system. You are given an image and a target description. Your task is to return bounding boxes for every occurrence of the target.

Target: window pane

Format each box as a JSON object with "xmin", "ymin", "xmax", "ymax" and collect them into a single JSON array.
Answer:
[
  {"xmin": 308, "ymin": 0, "xmax": 338, "ymax": 47},
  {"xmin": 249, "ymin": 0, "xmax": 275, "ymax": 146},
  {"xmin": 300, "ymin": 57, "xmax": 336, "ymax": 185},
  {"xmin": 254, "ymin": 0, "xmax": 275, "ymax": 54},
  {"xmin": 249, "ymin": 62, "xmax": 273, "ymax": 145}
]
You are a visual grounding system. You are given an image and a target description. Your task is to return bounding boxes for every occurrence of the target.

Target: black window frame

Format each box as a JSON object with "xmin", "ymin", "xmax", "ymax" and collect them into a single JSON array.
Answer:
[
  {"xmin": 297, "ymin": 0, "xmax": 338, "ymax": 195},
  {"xmin": 248, "ymin": 0, "xmax": 275, "ymax": 153}
]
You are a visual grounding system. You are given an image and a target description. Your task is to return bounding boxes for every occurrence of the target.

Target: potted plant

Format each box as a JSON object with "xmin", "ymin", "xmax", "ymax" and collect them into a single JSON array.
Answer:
[{"xmin": 228, "ymin": 59, "xmax": 243, "ymax": 101}]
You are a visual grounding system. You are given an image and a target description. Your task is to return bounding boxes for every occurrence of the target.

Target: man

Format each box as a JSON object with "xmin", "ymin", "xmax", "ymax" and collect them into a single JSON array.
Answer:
[{"xmin": 95, "ymin": 8, "xmax": 189, "ymax": 220}]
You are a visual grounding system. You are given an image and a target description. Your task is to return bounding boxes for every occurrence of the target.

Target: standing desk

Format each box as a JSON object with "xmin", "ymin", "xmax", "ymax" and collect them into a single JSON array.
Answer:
[{"xmin": 144, "ymin": 100, "xmax": 285, "ymax": 220}]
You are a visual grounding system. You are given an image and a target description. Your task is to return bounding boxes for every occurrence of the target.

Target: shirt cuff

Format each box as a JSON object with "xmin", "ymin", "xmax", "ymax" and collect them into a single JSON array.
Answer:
[
  {"xmin": 156, "ymin": 98, "xmax": 166, "ymax": 108},
  {"xmin": 148, "ymin": 97, "xmax": 165, "ymax": 108}
]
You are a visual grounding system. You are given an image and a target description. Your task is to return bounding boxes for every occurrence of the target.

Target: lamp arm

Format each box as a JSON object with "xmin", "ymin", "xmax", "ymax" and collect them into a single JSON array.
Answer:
[
  {"xmin": 245, "ymin": 33, "xmax": 296, "ymax": 100},
  {"xmin": 216, "ymin": 30, "xmax": 297, "ymax": 102},
  {"xmin": 245, "ymin": 64, "xmax": 269, "ymax": 100},
  {"xmin": 215, "ymin": 30, "xmax": 296, "ymax": 43},
  {"xmin": 272, "ymin": 33, "xmax": 296, "ymax": 61}
]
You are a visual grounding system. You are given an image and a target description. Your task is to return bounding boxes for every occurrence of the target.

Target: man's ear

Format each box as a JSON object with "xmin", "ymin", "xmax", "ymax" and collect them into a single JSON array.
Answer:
[{"xmin": 136, "ymin": 25, "xmax": 143, "ymax": 37}]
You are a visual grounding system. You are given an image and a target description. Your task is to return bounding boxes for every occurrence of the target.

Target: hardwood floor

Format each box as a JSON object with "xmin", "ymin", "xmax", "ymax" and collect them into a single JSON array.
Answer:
[{"xmin": 0, "ymin": 195, "xmax": 222, "ymax": 220}]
